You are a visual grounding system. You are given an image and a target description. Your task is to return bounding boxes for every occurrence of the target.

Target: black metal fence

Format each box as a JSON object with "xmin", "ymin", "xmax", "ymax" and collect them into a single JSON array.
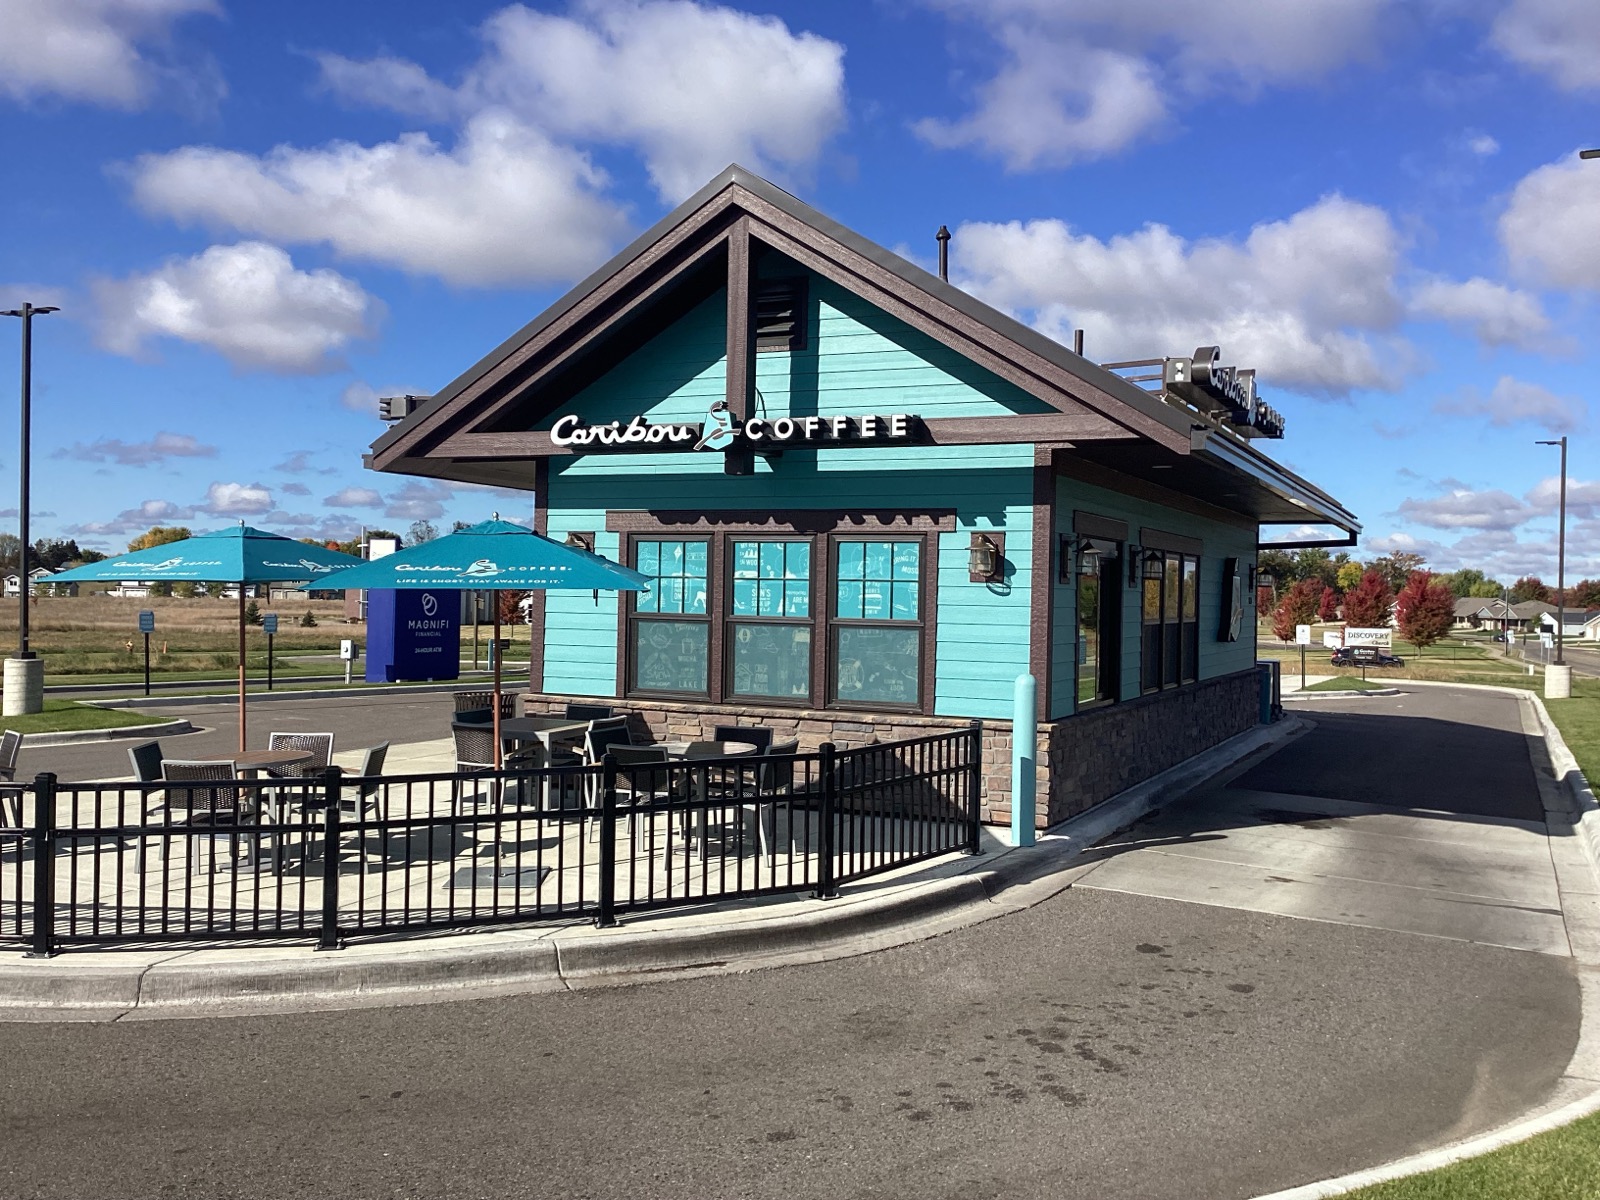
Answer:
[{"xmin": 0, "ymin": 725, "xmax": 982, "ymax": 954}]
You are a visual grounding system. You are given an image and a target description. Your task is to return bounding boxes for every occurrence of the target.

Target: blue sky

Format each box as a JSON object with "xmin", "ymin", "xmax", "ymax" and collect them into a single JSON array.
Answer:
[{"xmin": 1, "ymin": 0, "xmax": 1597, "ymax": 582}]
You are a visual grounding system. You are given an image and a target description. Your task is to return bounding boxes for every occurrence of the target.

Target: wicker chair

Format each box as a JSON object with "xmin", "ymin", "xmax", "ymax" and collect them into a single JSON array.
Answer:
[
  {"xmin": 452, "ymin": 691, "xmax": 517, "ymax": 720},
  {"xmin": 266, "ymin": 731, "xmax": 335, "ymax": 776},
  {"xmin": 0, "ymin": 730, "xmax": 22, "ymax": 828},
  {"xmin": 591, "ymin": 744, "xmax": 675, "ymax": 843},
  {"xmin": 140, "ymin": 760, "xmax": 263, "ymax": 873}
]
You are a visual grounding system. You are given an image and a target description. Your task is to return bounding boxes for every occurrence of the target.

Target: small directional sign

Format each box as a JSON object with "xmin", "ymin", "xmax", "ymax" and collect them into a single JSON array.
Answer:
[
  {"xmin": 137, "ymin": 610, "xmax": 155, "ymax": 634},
  {"xmin": 262, "ymin": 613, "xmax": 278, "ymax": 635}
]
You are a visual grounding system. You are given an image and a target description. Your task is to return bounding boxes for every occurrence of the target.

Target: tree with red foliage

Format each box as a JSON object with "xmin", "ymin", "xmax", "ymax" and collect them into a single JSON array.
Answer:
[
  {"xmin": 1509, "ymin": 575, "xmax": 1550, "ymax": 604},
  {"xmin": 1317, "ymin": 586, "xmax": 1340, "ymax": 622},
  {"xmin": 1567, "ymin": 579, "xmax": 1600, "ymax": 609},
  {"xmin": 1271, "ymin": 578, "xmax": 1324, "ymax": 642},
  {"xmin": 1342, "ymin": 568, "xmax": 1395, "ymax": 629},
  {"xmin": 1395, "ymin": 570, "xmax": 1455, "ymax": 654}
]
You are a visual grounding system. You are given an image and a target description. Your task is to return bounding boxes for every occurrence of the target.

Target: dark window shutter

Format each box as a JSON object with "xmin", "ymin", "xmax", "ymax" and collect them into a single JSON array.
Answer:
[{"xmin": 755, "ymin": 278, "xmax": 807, "ymax": 352}]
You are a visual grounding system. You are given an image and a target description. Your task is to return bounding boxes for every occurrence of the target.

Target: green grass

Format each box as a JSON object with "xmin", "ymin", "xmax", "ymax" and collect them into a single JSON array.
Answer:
[
  {"xmin": 1332, "ymin": 679, "xmax": 1600, "ymax": 1199},
  {"xmin": 1304, "ymin": 675, "xmax": 1388, "ymax": 692},
  {"xmin": 0, "ymin": 699, "xmax": 167, "ymax": 735},
  {"xmin": 1338, "ymin": 1109, "xmax": 1600, "ymax": 1199}
]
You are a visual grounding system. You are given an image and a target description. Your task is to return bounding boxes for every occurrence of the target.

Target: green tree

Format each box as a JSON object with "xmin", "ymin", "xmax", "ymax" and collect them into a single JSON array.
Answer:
[
  {"xmin": 1292, "ymin": 548, "xmax": 1337, "ymax": 589},
  {"xmin": 1444, "ymin": 567, "xmax": 1489, "ymax": 598},
  {"xmin": 1257, "ymin": 548, "xmax": 1297, "ymax": 586},
  {"xmin": 1369, "ymin": 551, "xmax": 1427, "ymax": 594},
  {"xmin": 1335, "ymin": 560, "xmax": 1365, "ymax": 592},
  {"xmin": 1343, "ymin": 569, "xmax": 1395, "ymax": 628},
  {"xmin": 1396, "ymin": 571, "xmax": 1455, "ymax": 653},
  {"xmin": 201, "ymin": 581, "xmax": 229, "ymax": 598},
  {"xmin": 149, "ymin": 581, "xmax": 172, "ymax": 598},
  {"xmin": 244, "ymin": 599, "xmax": 263, "ymax": 626},
  {"xmin": 407, "ymin": 519, "xmax": 439, "ymax": 546},
  {"xmin": 300, "ymin": 608, "xmax": 318, "ymax": 627},
  {"xmin": 127, "ymin": 525, "xmax": 191, "ymax": 552},
  {"xmin": 1467, "ymin": 578, "xmax": 1504, "ymax": 598},
  {"xmin": 0, "ymin": 533, "xmax": 20, "ymax": 573},
  {"xmin": 173, "ymin": 581, "xmax": 198, "ymax": 599}
]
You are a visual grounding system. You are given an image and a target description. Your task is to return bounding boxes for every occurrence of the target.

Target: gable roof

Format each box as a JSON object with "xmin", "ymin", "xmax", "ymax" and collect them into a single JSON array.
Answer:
[{"xmin": 369, "ymin": 165, "xmax": 1358, "ymax": 536}]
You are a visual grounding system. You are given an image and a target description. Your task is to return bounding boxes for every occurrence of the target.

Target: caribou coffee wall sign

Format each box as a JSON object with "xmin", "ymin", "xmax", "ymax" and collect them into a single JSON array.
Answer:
[{"xmin": 549, "ymin": 402, "xmax": 919, "ymax": 454}]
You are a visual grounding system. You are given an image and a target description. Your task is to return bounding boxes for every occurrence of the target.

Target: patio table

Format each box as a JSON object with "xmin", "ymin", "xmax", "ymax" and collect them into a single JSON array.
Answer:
[{"xmin": 632, "ymin": 741, "xmax": 760, "ymax": 858}]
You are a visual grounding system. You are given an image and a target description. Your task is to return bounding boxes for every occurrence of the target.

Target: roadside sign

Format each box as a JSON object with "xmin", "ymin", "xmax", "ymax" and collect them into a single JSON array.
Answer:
[
  {"xmin": 1345, "ymin": 627, "xmax": 1392, "ymax": 648},
  {"xmin": 1541, "ymin": 632, "xmax": 1554, "ymax": 649},
  {"xmin": 1323, "ymin": 630, "xmax": 1344, "ymax": 649},
  {"xmin": 137, "ymin": 610, "xmax": 155, "ymax": 634},
  {"xmin": 1295, "ymin": 624, "xmax": 1312, "ymax": 645},
  {"xmin": 262, "ymin": 613, "xmax": 278, "ymax": 635}
]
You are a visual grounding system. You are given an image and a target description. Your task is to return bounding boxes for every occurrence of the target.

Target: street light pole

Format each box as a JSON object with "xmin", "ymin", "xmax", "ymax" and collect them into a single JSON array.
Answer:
[
  {"xmin": 1537, "ymin": 436, "xmax": 1570, "ymax": 697},
  {"xmin": 1, "ymin": 302, "xmax": 59, "ymax": 717}
]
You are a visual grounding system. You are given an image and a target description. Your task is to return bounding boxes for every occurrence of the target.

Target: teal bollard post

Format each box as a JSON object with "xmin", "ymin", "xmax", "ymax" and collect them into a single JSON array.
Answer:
[{"xmin": 1012, "ymin": 673, "xmax": 1037, "ymax": 848}]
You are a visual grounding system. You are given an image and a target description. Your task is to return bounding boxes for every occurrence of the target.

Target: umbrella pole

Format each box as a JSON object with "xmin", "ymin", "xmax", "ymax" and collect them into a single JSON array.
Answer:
[
  {"xmin": 492, "ymin": 601, "xmax": 503, "ymax": 770},
  {"xmin": 237, "ymin": 587, "xmax": 247, "ymax": 753}
]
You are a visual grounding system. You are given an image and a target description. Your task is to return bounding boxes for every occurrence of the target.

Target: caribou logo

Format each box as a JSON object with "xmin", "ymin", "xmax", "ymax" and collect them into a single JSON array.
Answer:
[{"xmin": 464, "ymin": 559, "xmax": 499, "ymax": 577}]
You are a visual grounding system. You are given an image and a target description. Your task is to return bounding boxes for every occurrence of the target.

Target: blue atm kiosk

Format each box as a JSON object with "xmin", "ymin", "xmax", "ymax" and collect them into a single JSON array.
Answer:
[{"xmin": 365, "ymin": 589, "xmax": 461, "ymax": 682}]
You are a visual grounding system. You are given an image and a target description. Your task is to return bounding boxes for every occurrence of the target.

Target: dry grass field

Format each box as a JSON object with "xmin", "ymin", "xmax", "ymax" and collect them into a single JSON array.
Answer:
[{"xmin": 0, "ymin": 594, "xmax": 354, "ymax": 675}]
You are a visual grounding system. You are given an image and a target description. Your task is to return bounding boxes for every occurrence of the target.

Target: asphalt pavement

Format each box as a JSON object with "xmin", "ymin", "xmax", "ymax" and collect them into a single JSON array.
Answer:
[
  {"xmin": 15, "ymin": 690, "xmax": 462, "ymax": 782},
  {"xmin": 0, "ymin": 685, "xmax": 1585, "ymax": 1199}
]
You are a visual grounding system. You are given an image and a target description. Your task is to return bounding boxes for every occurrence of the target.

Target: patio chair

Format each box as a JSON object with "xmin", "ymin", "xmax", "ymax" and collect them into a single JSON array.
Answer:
[
  {"xmin": 754, "ymin": 739, "xmax": 800, "ymax": 861},
  {"xmin": 713, "ymin": 725, "xmax": 773, "ymax": 753},
  {"xmin": 140, "ymin": 760, "xmax": 264, "ymax": 873},
  {"xmin": 564, "ymin": 702, "xmax": 615, "ymax": 722},
  {"xmin": 341, "ymin": 741, "xmax": 389, "ymax": 861},
  {"xmin": 0, "ymin": 730, "xmax": 22, "ymax": 828},
  {"xmin": 590, "ymin": 744, "xmax": 674, "ymax": 844},
  {"xmin": 453, "ymin": 690, "xmax": 517, "ymax": 720},
  {"xmin": 127, "ymin": 739, "xmax": 163, "ymax": 783},
  {"xmin": 266, "ymin": 732, "xmax": 335, "ymax": 777}
]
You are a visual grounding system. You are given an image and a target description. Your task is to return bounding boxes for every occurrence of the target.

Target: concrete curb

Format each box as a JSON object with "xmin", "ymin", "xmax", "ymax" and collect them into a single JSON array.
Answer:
[
  {"xmin": 91, "ymin": 680, "xmax": 508, "ymax": 709},
  {"xmin": 1283, "ymin": 687, "xmax": 1402, "ymax": 700},
  {"xmin": 0, "ymin": 715, "xmax": 1306, "ymax": 1021},
  {"xmin": 1249, "ymin": 681, "xmax": 1600, "ymax": 1200},
  {"xmin": 19, "ymin": 717, "xmax": 195, "ymax": 748}
]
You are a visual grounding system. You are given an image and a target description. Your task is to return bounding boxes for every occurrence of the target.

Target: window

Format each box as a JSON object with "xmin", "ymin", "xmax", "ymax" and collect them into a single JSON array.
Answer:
[
  {"xmin": 728, "ymin": 539, "xmax": 812, "ymax": 700},
  {"xmin": 831, "ymin": 539, "xmax": 922, "ymax": 708},
  {"xmin": 622, "ymin": 527, "xmax": 932, "ymax": 712},
  {"xmin": 1075, "ymin": 540, "xmax": 1120, "ymax": 708},
  {"xmin": 629, "ymin": 539, "xmax": 710, "ymax": 696},
  {"xmin": 1141, "ymin": 549, "xmax": 1200, "ymax": 692}
]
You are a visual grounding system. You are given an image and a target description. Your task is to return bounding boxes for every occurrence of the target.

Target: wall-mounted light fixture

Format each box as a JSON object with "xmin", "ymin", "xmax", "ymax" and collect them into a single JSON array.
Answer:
[
  {"xmin": 1141, "ymin": 548, "xmax": 1165, "ymax": 582},
  {"xmin": 968, "ymin": 531, "xmax": 1003, "ymax": 582},
  {"xmin": 564, "ymin": 531, "xmax": 595, "ymax": 554}
]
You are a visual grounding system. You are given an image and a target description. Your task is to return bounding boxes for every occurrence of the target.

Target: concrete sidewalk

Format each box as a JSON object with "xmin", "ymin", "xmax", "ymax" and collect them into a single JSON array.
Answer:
[{"xmin": 0, "ymin": 718, "xmax": 1303, "ymax": 1020}]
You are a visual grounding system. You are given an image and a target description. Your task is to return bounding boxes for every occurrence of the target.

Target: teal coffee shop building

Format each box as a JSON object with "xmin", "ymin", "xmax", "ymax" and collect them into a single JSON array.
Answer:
[{"xmin": 367, "ymin": 167, "xmax": 1359, "ymax": 828}]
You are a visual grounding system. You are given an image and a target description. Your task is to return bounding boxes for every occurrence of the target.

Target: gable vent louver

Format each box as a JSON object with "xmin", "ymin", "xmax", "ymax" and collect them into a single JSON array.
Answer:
[{"xmin": 755, "ymin": 278, "xmax": 808, "ymax": 352}]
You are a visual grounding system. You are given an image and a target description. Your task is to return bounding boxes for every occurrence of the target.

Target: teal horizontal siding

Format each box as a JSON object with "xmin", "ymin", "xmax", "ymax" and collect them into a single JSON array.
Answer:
[
  {"xmin": 1051, "ymin": 475, "xmax": 1259, "ymax": 715},
  {"xmin": 542, "ymin": 509, "xmax": 620, "ymax": 698}
]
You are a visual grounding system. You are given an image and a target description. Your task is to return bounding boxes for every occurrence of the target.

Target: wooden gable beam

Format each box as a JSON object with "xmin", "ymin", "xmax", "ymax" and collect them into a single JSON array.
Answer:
[
  {"xmin": 737, "ymin": 197, "xmax": 1194, "ymax": 456},
  {"xmin": 723, "ymin": 216, "xmax": 757, "ymax": 475},
  {"xmin": 374, "ymin": 193, "xmax": 744, "ymax": 468}
]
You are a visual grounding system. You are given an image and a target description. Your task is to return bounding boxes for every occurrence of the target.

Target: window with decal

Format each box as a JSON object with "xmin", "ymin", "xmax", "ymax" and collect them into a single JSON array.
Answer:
[
  {"xmin": 727, "ymin": 540, "xmax": 812, "ymax": 700},
  {"xmin": 1141, "ymin": 549, "xmax": 1200, "ymax": 692},
  {"xmin": 629, "ymin": 539, "xmax": 710, "ymax": 696},
  {"xmin": 830, "ymin": 539, "xmax": 922, "ymax": 709}
]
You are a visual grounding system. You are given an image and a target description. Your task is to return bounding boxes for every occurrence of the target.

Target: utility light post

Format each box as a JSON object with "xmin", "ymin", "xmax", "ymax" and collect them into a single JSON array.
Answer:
[
  {"xmin": 1, "ymin": 302, "xmax": 58, "ymax": 717},
  {"xmin": 1537, "ymin": 435, "xmax": 1571, "ymax": 699}
]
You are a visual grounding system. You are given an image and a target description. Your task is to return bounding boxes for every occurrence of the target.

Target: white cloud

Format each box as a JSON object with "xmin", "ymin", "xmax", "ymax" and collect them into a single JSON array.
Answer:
[
  {"xmin": 1408, "ymin": 277, "xmax": 1552, "ymax": 349},
  {"xmin": 317, "ymin": 1, "xmax": 848, "ymax": 202},
  {"xmin": 953, "ymin": 194, "xmax": 1406, "ymax": 396},
  {"xmin": 1467, "ymin": 133, "xmax": 1500, "ymax": 157},
  {"xmin": 323, "ymin": 486, "xmax": 384, "ymax": 509},
  {"xmin": 0, "ymin": 283, "xmax": 69, "ymax": 311},
  {"xmin": 340, "ymin": 382, "xmax": 380, "ymax": 415},
  {"xmin": 54, "ymin": 430, "xmax": 217, "ymax": 466},
  {"xmin": 92, "ymin": 242, "xmax": 379, "ymax": 373},
  {"xmin": 1396, "ymin": 488, "xmax": 1533, "ymax": 531},
  {"xmin": 279, "ymin": 482, "xmax": 312, "ymax": 497},
  {"xmin": 273, "ymin": 450, "xmax": 337, "ymax": 476},
  {"xmin": 198, "ymin": 481, "xmax": 273, "ymax": 515},
  {"xmin": 1500, "ymin": 154, "xmax": 1600, "ymax": 291},
  {"xmin": 383, "ymin": 479, "xmax": 456, "ymax": 521},
  {"xmin": 1435, "ymin": 376, "xmax": 1584, "ymax": 435},
  {"xmin": 1527, "ymin": 476, "xmax": 1600, "ymax": 520},
  {"xmin": 127, "ymin": 113, "xmax": 629, "ymax": 288},
  {"xmin": 65, "ymin": 498, "xmax": 195, "ymax": 539},
  {"xmin": 0, "ymin": 0, "xmax": 218, "ymax": 109},
  {"xmin": 915, "ymin": 0, "xmax": 1389, "ymax": 167},
  {"xmin": 1491, "ymin": 0, "xmax": 1600, "ymax": 91}
]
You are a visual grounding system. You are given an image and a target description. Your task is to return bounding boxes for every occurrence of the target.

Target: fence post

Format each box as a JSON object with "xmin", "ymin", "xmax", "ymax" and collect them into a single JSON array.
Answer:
[
  {"xmin": 316, "ymin": 767, "xmax": 344, "ymax": 951},
  {"xmin": 967, "ymin": 721, "xmax": 984, "ymax": 856},
  {"xmin": 26, "ymin": 773, "xmax": 56, "ymax": 958},
  {"xmin": 813, "ymin": 742, "xmax": 838, "ymax": 899},
  {"xmin": 596, "ymin": 754, "xmax": 618, "ymax": 928}
]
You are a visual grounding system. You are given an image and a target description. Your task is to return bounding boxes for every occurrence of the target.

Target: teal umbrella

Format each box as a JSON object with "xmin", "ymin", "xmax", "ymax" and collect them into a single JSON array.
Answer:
[
  {"xmin": 306, "ymin": 518, "xmax": 648, "ymax": 766},
  {"xmin": 51, "ymin": 525, "xmax": 365, "ymax": 751}
]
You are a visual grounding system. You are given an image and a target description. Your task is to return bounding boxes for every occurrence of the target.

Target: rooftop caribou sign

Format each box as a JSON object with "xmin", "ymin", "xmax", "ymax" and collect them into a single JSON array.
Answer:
[{"xmin": 549, "ymin": 402, "xmax": 921, "ymax": 454}]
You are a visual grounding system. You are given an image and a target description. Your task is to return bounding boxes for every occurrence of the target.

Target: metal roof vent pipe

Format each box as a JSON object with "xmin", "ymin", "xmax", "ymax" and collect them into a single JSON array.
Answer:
[
  {"xmin": 1074, "ymin": 329, "xmax": 1084, "ymax": 356},
  {"xmin": 936, "ymin": 225, "xmax": 951, "ymax": 281}
]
